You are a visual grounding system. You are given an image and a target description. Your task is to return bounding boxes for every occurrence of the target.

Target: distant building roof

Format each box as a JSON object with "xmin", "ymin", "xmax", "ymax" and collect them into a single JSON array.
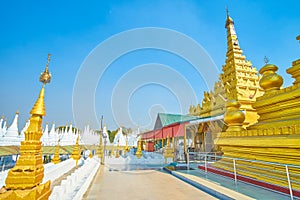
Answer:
[{"xmin": 154, "ymin": 113, "xmax": 199, "ymax": 130}]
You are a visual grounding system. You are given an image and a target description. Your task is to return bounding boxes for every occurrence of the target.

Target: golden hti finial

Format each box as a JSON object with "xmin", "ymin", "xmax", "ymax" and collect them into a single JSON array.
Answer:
[
  {"xmin": 39, "ymin": 53, "xmax": 52, "ymax": 84},
  {"xmin": 30, "ymin": 54, "xmax": 52, "ymax": 117},
  {"xmin": 297, "ymin": 35, "xmax": 300, "ymax": 43},
  {"xmin": 264, "ymin": 56, "xmax": 269, "ymax": 64},
  {"xmin": 225, "ymin": 6, "xmax": 234, "ymax": 27},
  {"xmin": 226, "ymin": 5, "xmax": 229, "ymax": 18}
]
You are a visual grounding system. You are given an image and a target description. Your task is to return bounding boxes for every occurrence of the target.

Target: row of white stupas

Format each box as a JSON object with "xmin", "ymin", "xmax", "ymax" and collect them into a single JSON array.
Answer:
[
  {"xmin": 0, "ymin": 112, "xmax": 101, "ymax": 146},
  {"xmin": 113, "ymin": 127, "xmax": 139, "ymax": 147},
  {"xmin": 0, "ymin": 111, "xmax": 139, "ymax": 147}
]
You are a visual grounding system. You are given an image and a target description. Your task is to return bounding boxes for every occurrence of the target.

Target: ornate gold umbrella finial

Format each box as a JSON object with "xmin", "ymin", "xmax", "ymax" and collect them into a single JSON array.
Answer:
[
  {"xmin": 264, "ymin": 56, "xmax": 269, "ymax": 64},
  {"xmin": 40, "ymin": 53, "xmax": 52, "ymax": 84}
]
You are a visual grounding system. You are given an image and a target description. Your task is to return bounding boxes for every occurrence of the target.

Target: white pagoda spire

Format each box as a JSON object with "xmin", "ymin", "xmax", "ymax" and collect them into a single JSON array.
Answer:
[
  {"xmin": 20, "ymin": 120, "xmax": 30, "ymax": 140},
  {"xmin": 48, "ymin": 122, "xmax": 58, "ymax": 146},
  {"xmin": 2, "ymin": 120, "xmax": 7, "ymax": 135},
  {"xmin": 41, "ymin": 122, "xmax": 49, "ymax": 146},
  {"xmin": 0, "ymin": 116, "xmax": 4, "ymax": 137},
  {"xmin": 5, "ymin": 111, "xmax": 19, "ymax": 138}
]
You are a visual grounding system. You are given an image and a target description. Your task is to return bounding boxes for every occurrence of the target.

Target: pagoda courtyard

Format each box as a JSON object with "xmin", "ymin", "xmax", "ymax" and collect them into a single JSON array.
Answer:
[{"xmin": 0, "ymin": 12, "xmax": 299, "ymax": 200}]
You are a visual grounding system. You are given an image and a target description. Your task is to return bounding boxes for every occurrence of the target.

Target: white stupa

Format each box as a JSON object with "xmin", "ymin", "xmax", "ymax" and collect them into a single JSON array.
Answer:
[
  {"xmin": 101, "ymin": 124, "xmax": 111, "ymax": 145},
  {"xmin": 80, "ymin": 125, "xmax": 98, "ymax": 145},
  {"xmin": 0, "ymin": 112, "xmax": 21, "ymax": 146},
  {"xmin": 113, "ymin": 127, "xmax": 126, "ymax": 146},
  {"xmin": 0, "ymin": 117, "xmax": 4, "ymax": 137},
  {"xmin": 48, "ymin": 123, "xmax": 59, "ymax": 146},
  {"xmin": 2, "ymin": 120, "xmax": 7, "ymax": 136},
  {"xmin": 41, "ymin": 123, "xmax": 49, "ymax": 146},
  {"xmin": 20, "ymin": 120, "xmax": 30, "ymax": 140},
  {"xmin": 60, "ymin": 124, "xmax": 76, "ymax": 146},
  {"xmin": 128, "ymin": 128, "xmax": 139, "ymax": 147}
]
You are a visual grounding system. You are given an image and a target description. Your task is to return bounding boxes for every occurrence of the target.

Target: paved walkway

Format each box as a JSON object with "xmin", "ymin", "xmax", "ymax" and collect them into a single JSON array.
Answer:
[{"xmin": 84, "ymin": 166, "xmax": 217, "ymax": 200}]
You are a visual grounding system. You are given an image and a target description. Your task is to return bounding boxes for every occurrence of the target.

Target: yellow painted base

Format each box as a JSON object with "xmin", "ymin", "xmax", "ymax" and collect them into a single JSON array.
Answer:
[
  {"xmin": 0, "ymin": 181, "xmax": 51, "ymax": 200},
  {"xmin": 215, "ymin": 133, "xmax": 300, "ymax": 190}
]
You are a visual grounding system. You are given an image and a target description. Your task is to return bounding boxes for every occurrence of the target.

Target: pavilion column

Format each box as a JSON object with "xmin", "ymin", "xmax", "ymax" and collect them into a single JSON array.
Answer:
[{"xmin": 172, "ymin": 136, "xmax": 175, "ymax": 160}]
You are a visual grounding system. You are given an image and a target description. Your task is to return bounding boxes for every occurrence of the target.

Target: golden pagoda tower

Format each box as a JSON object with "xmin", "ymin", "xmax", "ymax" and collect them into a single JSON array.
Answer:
[
  {"xmin": 215, "ymin": 36, "xmax": 300, "ymax": 189},
  {"xmin": 0, "ymin": 54, "xmax": 52, "ymax": 199},
  {"xmin": 51, "ymin": 139, "xmax": 61, "ymax": 164},
  {"xmin": 189, "ymin": 9, "xmax": 263, "ymax": 127},
  {"xmin": 135, "ymin": 140, "xmax": 143, "ymax": 159},
  {"xmin": 220, "ymin": 9, "xmax": 263, "ymax": 126},
  {"xmin": 71, "ymin": 136, "xmax": 81, "ymax": 166},
  {"xmin": 163, "ymin": 134, "xmax": 173, "ymax": 163}
]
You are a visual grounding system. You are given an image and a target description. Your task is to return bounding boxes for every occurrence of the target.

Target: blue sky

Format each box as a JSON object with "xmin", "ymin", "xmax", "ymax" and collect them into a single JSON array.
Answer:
[{"xmin": 0, "ymin": 0, "xmax": 299, "ymax": 131}]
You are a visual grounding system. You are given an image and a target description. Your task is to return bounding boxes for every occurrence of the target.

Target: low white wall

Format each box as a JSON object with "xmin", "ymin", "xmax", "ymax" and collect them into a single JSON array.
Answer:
[{"xmin": 49, "ymin": 157, "xmax": 100, "ymax": 200}]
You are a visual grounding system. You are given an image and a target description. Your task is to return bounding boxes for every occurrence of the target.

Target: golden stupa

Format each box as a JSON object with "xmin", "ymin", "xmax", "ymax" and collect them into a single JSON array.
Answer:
[
  {"xmin": 135, "ymin": 140, "xmax": 143, "ymax": 159},
  {"xmin": 51, "ymin": 140, "xmax": 61, "ymax": 164},
  {"xmin": 0, "ymin": 54, "xmax": 52, "ymax": 199},
  {"xmin": 71, "ymin": 136, "xmax": 81, "ymax": 166},
  {"xmin": 189, "ymin": 9, "xmax": 300, "ymax": 190}
]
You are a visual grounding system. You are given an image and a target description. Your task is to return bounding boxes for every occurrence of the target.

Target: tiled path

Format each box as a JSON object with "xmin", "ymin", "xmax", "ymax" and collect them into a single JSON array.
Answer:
[{"xmin": 84, "ymin": 166, "xmax": 217, "ymax": 200}]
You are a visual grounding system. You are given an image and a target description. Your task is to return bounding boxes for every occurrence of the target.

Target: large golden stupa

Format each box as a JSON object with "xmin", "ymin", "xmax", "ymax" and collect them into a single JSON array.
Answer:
[
  {"xmin": 190, "ymin": 11, "xmax": 300, "ymax": 190},
  {"xmin": 0, "ymin": 55, "xmax": 52, "ymax": 199}
]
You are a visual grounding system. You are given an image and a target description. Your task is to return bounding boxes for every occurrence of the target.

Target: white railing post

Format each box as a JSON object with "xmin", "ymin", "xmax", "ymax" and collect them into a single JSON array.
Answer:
[
  {"xmin": 233, "ymin": 159, "xmax": 237, "ymax": 183},
  {"xmin": 285, "ymin": 165, "xmax": 294, "ymax": 200},
  {"xmin": 186, "ymin": 152, "xmax": 189, "ymax": 168},
  {"xmin": 214, "ymin": 153, "xmax": 217, "ymax": 162},
  {"xmin": 204, "ymin": 155, "xmax": 207, "ymax": 173}
]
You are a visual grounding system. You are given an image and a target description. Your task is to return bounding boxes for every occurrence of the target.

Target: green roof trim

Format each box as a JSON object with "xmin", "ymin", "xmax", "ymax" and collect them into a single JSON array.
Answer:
[{"xmin": 157, "ymin": 113, "xmax": 199, "ymax": 128}]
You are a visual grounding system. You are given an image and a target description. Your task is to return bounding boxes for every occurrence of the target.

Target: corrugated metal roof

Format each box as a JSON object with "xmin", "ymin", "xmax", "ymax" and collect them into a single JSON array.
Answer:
[{"xmin": 156, "ymin": 113, "xmax": 199, "ymax": 128}]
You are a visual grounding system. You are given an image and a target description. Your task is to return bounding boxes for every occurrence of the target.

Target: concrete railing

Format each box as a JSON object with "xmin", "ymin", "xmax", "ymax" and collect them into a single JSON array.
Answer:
[
  {"xmin": 43, "ymin": 158, "xmax": 79, "ymax": 183},
  {"xmin": 49, "ymin": 157, "xmax": 100, "ymax": 200}
]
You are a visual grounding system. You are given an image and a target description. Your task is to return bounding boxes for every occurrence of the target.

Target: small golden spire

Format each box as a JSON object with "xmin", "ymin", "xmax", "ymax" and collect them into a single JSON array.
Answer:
[
  {"xmin": 297, "ymin": 35, "xmax": 300, "ymax": 43},
  {"xmin": 16, "ymin": 110, "xmax": 19, "ymax": 115},
  {"xmin": 30, "ymin": 85, "xmax": 46, "ymax": 116},
  {"xmin": 71, "ymin": 136, "xmax": 81, "ymax": 166},
  {"xmin": 226, "ymin": 5, "xmax": 229, "ymax": 18},
  {"xmin": 225, "ymin": 6, "xmax": 234, "ymax": 27},
  {"xmin": 52, "ymin": 139, "xmax": 61, "ymax": 164}
]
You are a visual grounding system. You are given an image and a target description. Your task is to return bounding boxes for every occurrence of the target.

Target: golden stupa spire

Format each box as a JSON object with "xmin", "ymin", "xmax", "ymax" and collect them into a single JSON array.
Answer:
[
  {"xmin": 30, "ymin": 54, "xmax": 52, "ymax": 117},
  {"xmin": 221, "ymin": 9, "xmax": 262, "ymax": 100},
  {"xmin": 225, "ymin": 6, "xmax": 234, "ymax": 28},
  {"xmin": 1, "ymin": 54, "xmax": 52, "ymax": 199},
  {"xmin": 220, "ymin": 10, "xmax": 263, "ymax": 126}
]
